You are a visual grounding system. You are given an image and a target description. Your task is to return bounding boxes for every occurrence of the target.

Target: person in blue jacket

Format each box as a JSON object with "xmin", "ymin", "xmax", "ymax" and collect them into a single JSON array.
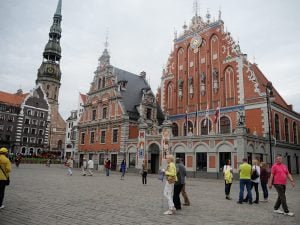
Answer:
[{"xmin": 120, "ymin": 160, "xmax": 126, "ymax": 180}]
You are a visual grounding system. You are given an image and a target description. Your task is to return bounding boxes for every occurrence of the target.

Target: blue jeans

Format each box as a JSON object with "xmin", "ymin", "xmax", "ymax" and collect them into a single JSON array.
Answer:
[
  {"xmin": 239, "ymin": 179, "xmax": 252, "ymax": 203},
  {"xmin": 261, "ymin": 182, "xmax": 268, "ymax": 199},
  {"xmin": 105, "ymin": 168, "xmax": 110, "ymax": 176}
]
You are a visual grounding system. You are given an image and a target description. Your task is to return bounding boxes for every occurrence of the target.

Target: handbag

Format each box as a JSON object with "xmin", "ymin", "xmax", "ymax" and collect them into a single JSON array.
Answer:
[
  {"xmin": 167, "ymin": 176, "xmax": 176, "ymax": 184},
  {"xmin": 251, "ymin": 166, "xmax": 259, "ymax": 180},
  {"xmin": 0, "ymin": 165, "xmax": 10, "ymax": 186}
]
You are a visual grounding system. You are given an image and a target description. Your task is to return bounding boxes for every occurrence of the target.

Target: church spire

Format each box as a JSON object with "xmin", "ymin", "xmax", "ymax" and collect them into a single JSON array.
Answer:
[
  {"xmin": 99, "ymin": 30, "xmax": 111, "ymax": 68},
  {"xmin": 36, "ymin": 0, "xmax": 63, "ymax": 104}
]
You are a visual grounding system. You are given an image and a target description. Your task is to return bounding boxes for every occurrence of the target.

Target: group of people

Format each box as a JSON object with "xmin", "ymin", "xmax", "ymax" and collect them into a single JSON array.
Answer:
[
  {"xmin": 223, "ymin": 155, "xmax": 295, "ymax": 217},
  {"xmin": 162, "ymin": 155, "xmax": 190, "ymax": 215}
]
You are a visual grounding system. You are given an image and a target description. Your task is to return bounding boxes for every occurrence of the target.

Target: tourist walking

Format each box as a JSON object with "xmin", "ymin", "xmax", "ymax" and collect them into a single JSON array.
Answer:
[
  {"xmin": 0, "ymin": 147, "xmax": 11, "ymax": 209},
  {"xmin": 260, "ymin": 162, "xmax": 270, "ymax": 202},
  {"xmin": 81, "ymin": 157, "xmax": 87, "ymax": 176},
  {"xmin": 104, "ymin": 158, "xmax": 111, "ymax": 176},
  {"xmin": 162, "ymin": 154, "xmax": 177, "ymax": 215},
  {"xmin": 142, "ymin": 160, "xmax": 147, "ymax": 185},
  {"xmin": 237, "ymin": 158, "xmax": 252, "ymax": 204},
  {"xmin": 87, "ymin": 158, "xmax": 94, "ymax": 176},
  {"xmin": 223, "ymin": 159, "xmax": 233, "ymax": 200},
  {"xmin": 173, "ymin": 158, "xmax": 184, "ymax": 210},
  {"xmin": 120, "ymin": 160, "xmax": 126, "ymax": 180},
  {"xmin": 269, "ymin": 155, "xmax": 295, "ymax": 216},
  {"xmin": 65, "ymin": 157, "xmax": 73, "ymax": 176},
  {"xmin": 244, "ymin": 159, "xmax": 260, "ymax": 204},
  {"xmin": 179, "ymin": 158, "xmax": 190, "ymax": 206}
]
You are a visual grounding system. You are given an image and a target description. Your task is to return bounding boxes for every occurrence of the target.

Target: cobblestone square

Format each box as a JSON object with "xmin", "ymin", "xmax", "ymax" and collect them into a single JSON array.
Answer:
[{"xmin": 0, "ymin": 165, "xmax": 299, "ymax": 225}]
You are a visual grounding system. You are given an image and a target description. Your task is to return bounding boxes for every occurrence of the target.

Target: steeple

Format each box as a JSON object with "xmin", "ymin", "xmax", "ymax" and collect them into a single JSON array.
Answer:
[
  {"xmin": 36, "ymin": 0, "xmax": 63, "ymax": 105},
  {"xmin": 98, "ymin": 31, "xmax": 111, "ymax": 69}
]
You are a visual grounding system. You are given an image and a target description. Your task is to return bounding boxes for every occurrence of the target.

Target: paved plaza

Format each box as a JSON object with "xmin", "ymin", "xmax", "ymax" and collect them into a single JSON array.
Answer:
[{"xmin": 0, "ymin": 164, "xmax": 299, "ymax": 225}]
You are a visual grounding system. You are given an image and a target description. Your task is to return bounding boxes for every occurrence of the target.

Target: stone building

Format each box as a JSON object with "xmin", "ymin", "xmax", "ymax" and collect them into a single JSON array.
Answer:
[
  {"xmin": 77, "ymin": 46, "xmax": 164, "ymax": 171},
  {"xmin": 64, "ymin": 93, "xmax": 86, "ymax": 159},
  {"xmin": 156, "ymin": 10, "xmax": 300, "ymax": 176},
  {"xmin": 35, "ymin": 0, "xmax": 66, "ymax": 156}
]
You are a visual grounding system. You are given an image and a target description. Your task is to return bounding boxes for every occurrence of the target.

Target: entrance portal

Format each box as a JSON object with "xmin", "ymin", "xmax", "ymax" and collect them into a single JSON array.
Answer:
[{"xmin": 148, "ymin": 143, "xmax": 160, "ymax": 174}]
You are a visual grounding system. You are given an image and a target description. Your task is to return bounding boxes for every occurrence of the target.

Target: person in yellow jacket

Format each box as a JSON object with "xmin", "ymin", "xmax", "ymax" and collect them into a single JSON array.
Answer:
[
  {"xmin": 0, "ymin": 147, "xmax": 11, "ymax": 209},
  {"xmin": 162, "ymin": 154, "xmax": 177, "ymax": 215}
]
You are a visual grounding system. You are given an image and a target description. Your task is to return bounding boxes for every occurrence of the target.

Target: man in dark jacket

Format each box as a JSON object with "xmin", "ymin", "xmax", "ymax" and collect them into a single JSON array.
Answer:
[{"xmin": 173, "ymin": 158, "xmax": 185, "ymax": 210}]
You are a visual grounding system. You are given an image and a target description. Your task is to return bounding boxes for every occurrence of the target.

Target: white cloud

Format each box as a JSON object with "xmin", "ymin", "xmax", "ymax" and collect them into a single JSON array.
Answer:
[{"xmin": 0, "ymin": 0, "xmax": 299, "ymax": 118}]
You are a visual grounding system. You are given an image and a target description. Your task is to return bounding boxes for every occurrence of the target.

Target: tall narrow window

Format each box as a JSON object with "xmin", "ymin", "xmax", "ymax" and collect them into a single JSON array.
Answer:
[
  {"xmin": 113, "ymin": 129, "xmax": 118, "ymax": 143},
  {"xmin": 98, "ymin": 78, "xmax": 102, "ymax": 89},
  {"xmin": 224, "ymin": 67, "xmax": 235, "ymax": 106},
  {"xmin": 275, "ymin": 114, "xmax": 280, "ymax": 140},
  {"xmin": 201, "ymin": 119, "xmax": 212, "ymax": 135},
  {"xmin": 92, "ymin": 109, "xmax": 97, "ymax": 120},
  {"xmin": 102, "ymin": 107, "xmax": 107, "ymax": 119},
  {"xmin": 293, "ymin": 122, "xmax": 297, "ymax": 144},
  {"xmin": 167, "ymin": 83, "xmax": 173, "ymax": 109},
  {"xmin": 90, "ymin": 131, "xmax": 95, "ymax": 144},
  {"xmin": 146, "ymin": 108, "xmax": 152, "ymax": 120},
  {"xmin": 102, "ymin": 77, "xmax": 106, "ymax": 88},
  {"xmin": 81, "ymin": 133, "xmax": 85, "ymax": 144},
  {"xmin": 101, "ymin": 130, "xmax": 106, "ymax": 143},
  {"xmin": 172, "ymin": 123, "xmax": 179, "ymax": 137},
  {"xmin": 184, "ymin": 121, "xmax": 194, "ymax": 136},
  {"xmin": 285, "ymin": 118, "xmax": 289, "ymax": 142}
]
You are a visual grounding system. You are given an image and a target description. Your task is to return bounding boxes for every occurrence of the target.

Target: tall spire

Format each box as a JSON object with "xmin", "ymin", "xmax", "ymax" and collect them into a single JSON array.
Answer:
[
  {"xmin": 36, "ymin": 0, "xmax": 63, "ymax": 104},
  {"xmin": 99, "ymin": 30, "xmax": 111, "ymax": 69},
  {"xmin": 193, "ymin": 0, "xmax": 199, "ymax": 16},
  {"xmin": 55, "ymin": 0, "xmax": 62, "ymax": 16}
]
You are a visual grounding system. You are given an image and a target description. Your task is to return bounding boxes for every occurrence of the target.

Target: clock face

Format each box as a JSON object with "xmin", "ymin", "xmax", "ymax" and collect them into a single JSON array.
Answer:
[
  {"xmin": 47, "ymin": 67, "xmax": 54, "ymax": 73},
  {"xmin": 190, "ymin": 35, "xmax": 202, "ymax": 50}
]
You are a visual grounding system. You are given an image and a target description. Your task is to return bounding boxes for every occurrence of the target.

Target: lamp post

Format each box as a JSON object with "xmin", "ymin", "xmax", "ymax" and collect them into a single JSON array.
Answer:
[{"xmin": 266, "ymin": 81, "xmax": 274, "ymax": 165}]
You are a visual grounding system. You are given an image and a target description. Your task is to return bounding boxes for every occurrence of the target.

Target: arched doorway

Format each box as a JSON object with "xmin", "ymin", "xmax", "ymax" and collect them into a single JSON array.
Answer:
[{"xmin": 148, "ymin": 143, "xmax": 160, "ymax": 174}]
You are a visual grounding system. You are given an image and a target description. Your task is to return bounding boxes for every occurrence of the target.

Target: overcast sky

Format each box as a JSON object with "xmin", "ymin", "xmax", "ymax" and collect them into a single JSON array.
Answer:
[{"xmin": 0, "ymin": 0, "xmax": 299, "ymax": 119}]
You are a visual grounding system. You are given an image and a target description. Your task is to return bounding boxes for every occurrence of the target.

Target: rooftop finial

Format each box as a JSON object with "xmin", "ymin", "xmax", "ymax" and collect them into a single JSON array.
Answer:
[
  {"xmin": 206, "ymin": 8, "xmax": 211, "ymax": 23},
  {"xmin": 218, "ymin": 7, "xmax": 222, "ymax": 20},
  {"xmin": 193, "ymin": 0, "xmax": 199, "ymax": 16},
  {"xmin": 55, "ymin": 0, "xmax": 62, "ymax": 16},
  {"xmin": 104, "ymin": 28, "xmax": 109, "ymax": 49}
]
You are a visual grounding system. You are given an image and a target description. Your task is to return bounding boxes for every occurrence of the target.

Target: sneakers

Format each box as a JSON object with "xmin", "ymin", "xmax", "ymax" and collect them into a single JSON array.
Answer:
[
  {"xmin": 274, "ymin": 209, "xmax": 284, "ymax": 214},
  {"xmin": 0, "ymin": 205, "xmax": 5, "ymax": 209},
  {"xmin": 226, "ymin": 196, "xmax": 232, "ymax": 200},
  {"xmin": 163, "ymin": 210, "xmax": 173, "ymax": 215},
  {"xmin": 283, "ymin": 212, "xmax": 295, "ymax": 217}
]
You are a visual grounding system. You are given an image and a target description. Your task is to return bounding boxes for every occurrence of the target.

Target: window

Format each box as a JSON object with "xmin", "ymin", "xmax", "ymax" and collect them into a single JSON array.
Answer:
[
  {"xmin": 284, "ymin": 118, "xmax": 289, "ymax": 142},
  {"xmin": 102, "ymin": 77, "xmax": 106, "ymax": 88},
  {"xmin": 98, "ymin": 78, "xmax": 102, "ymax": 89},
  {"xmin": 90, "ymin": 131, "xmax": 95, "ymax": 144},
  {"xmin": 201, "ymin": 119, "xmax": 212, "ymax": 135},
  {"xmin": 25, "ymin": 118, "xmax": 30, "ymax": 124},
  {"xmin": 40, "ymin": 112, "xmax": 44, "ymax": 118},
  {"xmin": 7, "ymin": 126, "xmax": 13, "ymax": 132},
  {"xmin": 38, "ymin": 138, "xmax": 43, "ymax": 145},
  {"xmin": 24, "ymin": 127, "xmax": 29, "ymax": 134},
  {"xmin": 112, "ymin": 129, "xmax": 118, "ymax": 143},
  {"xmin": 30, "ymin": 137, "xmax": 36, "ymax": 143},
  {"xmin": 7, "ymin": 116, "xmax": 13, "ymax": 122},
  {"xmin": 275, "ymin": 114, "xmax": 280, "ymax": 140},
  {"xmin": 68, "ymin": 132, "xmax": 70, "ymax": 138},
  {"xmin": 6, "ymin": 135, "xmax": 10, "ymax": 141},
  {"xmin": 129, "ymin": 153, "xmax": 136, "ymax": 168},
  {"xmin": 23, "ymin": 137, "xmax": 28, "ymax": 143},
  {"xmin": 0, "ymin": 125, "xmax": 3, "ymax": 131},
  {"xmin": 40, "ymin": 121, "xmax": 44, "ymax": 127},
  {"xmin": 220, "ymin": 116, "xmax": 231, "ymax": 134},
  {"xmin": 31, "ymin": 128, "xmax": 36, "ymax": 135},
  {"xmin": 196, "ymin": 153, "xmax": 207, "ymax": 171},
  {"xmin": 172, "ymin": 123, "xmax": 179, "ymax": 136},
  {"xmin": 92, "ymin": 109, "xmax": 97, "ymax": 120},
  {"xmin": 293, "ymin": 122, "xmax": 297, "ymax": 144},
  {"xmin": 99, "ymin": 153, "xmax": 105, "ymax": 165},
  {"xmin": 167, "ymin": 83, "xmax": 173, "ymax": 109},
  {"xmin": 100, "ymin": 130, "xmax": 106, "ymax": 143},
  {"xmin": 34, "ymin": 111, "xmax": 38, "ymax": 117},
  {"xmin": 0, "ymin": 115, "xmax": 4, "ymax": 120},
  {"xmin": 57, "ymin": 140, "xmax": 62, "ymax": 150},
  {"xmin": 184, "ymin": 121, "xmax": 194, "ymax": 136},
  {"xmin": 68, "ymin": 123, "xmax": 71, "ymax": 128},
  {"xmin": 80, "ymin": 133, "xmax": 85, "ymax": 144},
  {"xmin": 39, "ymin": 130, "xmax": 43, "ymax": 135},
  {"xmin": 32, "ymin": 119, "xmax": 37, "ymax": 125},
  {"xmin": 27, "ymin": 110, "xmax": 32, "ymax": 116},
  {"xmin": 102, "ymin": 107, "xmax": 107, "ymax": 119},
  {"xmin": 146, "ymin": 108, "xmax": 152, "ymax": 120}
]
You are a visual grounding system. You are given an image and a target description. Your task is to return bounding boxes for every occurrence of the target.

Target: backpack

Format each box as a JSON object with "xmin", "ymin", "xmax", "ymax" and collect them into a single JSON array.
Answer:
[{"xmin": 251, "ymin": 166, "xmax": 259, "ymax": 180}]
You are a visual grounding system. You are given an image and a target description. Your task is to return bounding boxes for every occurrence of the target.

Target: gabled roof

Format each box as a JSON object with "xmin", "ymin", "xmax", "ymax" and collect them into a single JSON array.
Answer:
[
  {"xmin": 80, "ymin": 93, "xmax": 87, "ymax": 105},
  {"xmin": 0, "ymin": 91, "xmax": 28, "ymax": 107}
]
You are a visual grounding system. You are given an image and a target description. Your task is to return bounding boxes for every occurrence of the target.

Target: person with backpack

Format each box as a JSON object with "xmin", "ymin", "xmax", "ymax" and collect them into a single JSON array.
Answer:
[
  {"xmin": 223, "ymin": 159, "xmax": 233, "ymax": 200},
  {"xmin": 244, "ymin": 159, "xmax": 260, "ymax": 204}
]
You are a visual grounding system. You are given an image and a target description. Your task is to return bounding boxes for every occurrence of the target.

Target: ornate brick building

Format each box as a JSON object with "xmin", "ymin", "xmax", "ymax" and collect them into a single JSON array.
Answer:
[
  {"xmin": 77, "ymin": 46, "xmax": 164, "ymax": 170},
  {"xmin": 157, "ymin": 10, "xmax": 300, "ymax": 176}
]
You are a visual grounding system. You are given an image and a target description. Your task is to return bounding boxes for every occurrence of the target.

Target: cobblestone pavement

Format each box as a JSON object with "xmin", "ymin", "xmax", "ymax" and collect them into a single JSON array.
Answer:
[{"xmin": 0, "ymin": 164, "xmax": 299, "ymax": 225}]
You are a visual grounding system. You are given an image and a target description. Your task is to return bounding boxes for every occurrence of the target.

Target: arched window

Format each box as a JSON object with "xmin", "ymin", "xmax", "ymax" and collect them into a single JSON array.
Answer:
[
  {"xmin": 21, "ymin": 147, "xmax": 26, "ymax": 154},
  {"xmin": 172, "ymin": 123, "xmax": 179, "ymax": 137},
  {"xmin": 224, "ymin": 67, "xmax": 235, "ymax": 106},
  {"xmin": 220, "ymin": 116, "xmax": 231, "ymax": 134},
  {"xmin": 201, "ymin": 119, "xmax": 212, "ymax": 135},
  {"xmin": 293, "ymin": 122, "xmax": 297, "ymax": 144},
  {"xmin": 102, "ymin": 77, "xmax": 106, "ymax": 88},
  {"xmin": 285, "ymin": 118, "xmax": 289, "ymax": 142},
  {"xmin": 275, "ymin": 114, "xmax": 280, "ymax": 140},
  {"xmin": 98, "ymin": 78, "xmax": 102, "ymax": 89},
  {"xmin": 167, "ymin": 83, "xmax": 173, "ymax": 109},
  {"xmin": 184, "ymin": 121, "xmax": 194, "ymax": 136}
]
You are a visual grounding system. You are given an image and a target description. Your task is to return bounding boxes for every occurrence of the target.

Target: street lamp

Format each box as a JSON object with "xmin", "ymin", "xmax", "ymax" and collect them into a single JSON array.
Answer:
[{"xmin": 266, "ymin": 81, "xmax": 275, "ymax": 165}]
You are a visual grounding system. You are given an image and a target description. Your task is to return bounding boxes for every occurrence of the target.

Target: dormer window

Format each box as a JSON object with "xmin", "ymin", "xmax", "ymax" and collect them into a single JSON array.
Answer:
[
  {"xmin": 146, "ymin": 108, "xmax": 152, "ymax": 120},
  {"xmin": 118, "ymin": 80, "xmax": 128, "ymax": 91}
]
